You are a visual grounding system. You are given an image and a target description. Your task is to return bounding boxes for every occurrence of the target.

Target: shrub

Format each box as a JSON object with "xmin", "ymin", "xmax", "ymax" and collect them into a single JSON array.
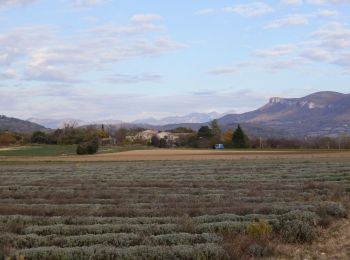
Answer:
[
  {"xmin": 276, "ymin": 210, "xmax": 319, "ymax": 243},
  {"xmin": 223, "ymin": 233, "xmax": 273, "ymax": 259},
  {"xmin": 247, "ymin": 219, "xmax": 272, "ymax": 239},
  {"xmin": 280, "ymin": 220, "xmax": 315, "ymax": 243},
  {"xmin": 178, "ymin": 214, "xmax": 194, "ymax": 233},
  {"xmin": 246, "ymin": 243, "xmax": 273, "ymax": 258},
  {"xmin": 5, "ymin": 218, "xmax": 26, "ymax": 234},
  {"xmin": 194, "ymin": 221, "xmax": 247, "ymax": 234},
  {"xmin": 0, "ymin": 242, "xmax": 12, "ymax": 259},
  {"xmin": 278, "ymin": 210, "xmax": 320, "ymax": 227},
  {"xmin": 317, "ymin": 202, "xmax": 347, "ymax": 219},
  {"xmin": 76, "ymin": 140, "xmax": 99, "ymax": 155}
]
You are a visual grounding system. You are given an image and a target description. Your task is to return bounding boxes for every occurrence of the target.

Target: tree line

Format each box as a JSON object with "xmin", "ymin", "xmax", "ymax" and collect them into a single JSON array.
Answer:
[{"xmin": 1, "ymin": 120, "xmax": 350, "ymax": 151}]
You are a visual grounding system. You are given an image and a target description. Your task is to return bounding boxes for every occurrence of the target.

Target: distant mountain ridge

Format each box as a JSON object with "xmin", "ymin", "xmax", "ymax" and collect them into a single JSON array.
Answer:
[
  {"xmin": 7, "ymin": 91, "xmax": 350, "ymax": 137},
  {"xmin": 28, "ymin": 112, "xmax": 232, "ymax": 129},
  {"xmin": 0, "ymin": 115, "xmax": 46, "ymax": 133},
  {"xmin": 27, "ymin": 118, "xmax": 87, "ymax": 129},
  {"xmin": 217, "ymin": 91, "xmax": 350, "ymax": 137},
  {"xmin": 132, "ymin": 111, "xmax": 233, "ymax": 125},
  {"xmin": 27, "ymin": 118, "xmax": 124, "ymax": 129}
]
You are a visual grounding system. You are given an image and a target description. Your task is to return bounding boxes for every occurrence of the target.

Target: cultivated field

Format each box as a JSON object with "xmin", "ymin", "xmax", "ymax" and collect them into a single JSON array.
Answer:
[
  {"xmin": 0, "ymin": 157, "xmax": 349, "ymax": 259},
  {"xmin": 1, "ymin": 148, "xmax": 350, "ymax": 162}
]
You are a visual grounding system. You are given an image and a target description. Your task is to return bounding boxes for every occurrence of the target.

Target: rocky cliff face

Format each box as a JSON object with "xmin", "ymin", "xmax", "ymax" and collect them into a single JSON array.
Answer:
[{"xmin": 217, "ymin": 91, "xmax": 350, "ymax": 137}]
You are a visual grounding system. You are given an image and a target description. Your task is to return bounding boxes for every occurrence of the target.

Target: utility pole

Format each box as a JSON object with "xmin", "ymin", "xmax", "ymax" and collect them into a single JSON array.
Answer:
[
  {"xmin": 338, "ymin": 132, "xmax": 345, "ymax": 150},
  {"xmin": 259, "ymin": 137, "xmax": 263, "ymax": 149}
]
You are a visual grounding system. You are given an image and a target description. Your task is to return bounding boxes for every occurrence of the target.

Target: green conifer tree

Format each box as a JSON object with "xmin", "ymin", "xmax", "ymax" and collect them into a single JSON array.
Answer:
[{"xmin": 232, "ymin": 124, "xmax": 249, "ymax": 148}]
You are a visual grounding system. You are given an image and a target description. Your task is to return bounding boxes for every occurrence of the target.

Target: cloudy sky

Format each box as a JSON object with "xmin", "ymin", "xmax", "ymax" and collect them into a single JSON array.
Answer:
[{"xmin": 0, "ymin": 0, "xmax": 349, "ymax": 121}]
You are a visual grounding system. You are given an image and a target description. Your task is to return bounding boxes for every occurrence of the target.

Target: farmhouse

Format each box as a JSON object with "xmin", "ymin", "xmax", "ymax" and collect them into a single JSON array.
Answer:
[
  {"xmin": 100, "ymin": 136, "xmax": 116, "ymax": 146},
  {"xmin": 126, "ymin": 130, "xmax": 188, "ymax": 145}
]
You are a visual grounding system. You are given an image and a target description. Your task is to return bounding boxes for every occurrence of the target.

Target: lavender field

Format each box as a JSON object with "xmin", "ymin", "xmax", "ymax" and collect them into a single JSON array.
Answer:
[{"xmin": 0, "ymin": 159, "xmax": 349, "ymax": 259}]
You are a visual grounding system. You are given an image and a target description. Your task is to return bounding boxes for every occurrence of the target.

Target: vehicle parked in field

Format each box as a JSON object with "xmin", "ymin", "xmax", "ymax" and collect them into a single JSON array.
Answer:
[{"xmin": 214, "ymin": 144, "xmax": 225, "ymax": 149}]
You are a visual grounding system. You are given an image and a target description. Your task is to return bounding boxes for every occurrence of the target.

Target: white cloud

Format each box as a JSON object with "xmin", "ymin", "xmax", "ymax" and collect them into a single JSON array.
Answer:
[
  {"xmin": 0, "ymin": 20, "xmax": 184, "ymax": 83},
  {"xmin": 281, "ymin": 0, "xmax": 303, "ymax": 5},
  {"xmin": 307, "ymin": 0, "xmax": 350, "ymax": 4},
  {"xmin": 0, "ymin": 0, "xmax": 37, "ymax": 9},
  {"xmin": 209, "ymin": 57, "xmax": 310, "ymax": 74},
  {"xmin": 0, "ymin": 69, "xmax": 17, "ymax": 79},
  {"xmin": 282, "ymin": 0, "xmax": 350, "ymax": 4},
  {"xmin": 222, "ymin": 2, "xmax": 274, "ymax": 17},
  {"xmin": 131, "ymin": 14, "xmax": 162, "ymax": 23},
  {"xmin": 88, "ymin": 23, "xmax": 164, "ymax": 36},
  {"xmin": 107, "ymin": 73, "xmax": 162, "ymax": 84},
  {"xmin": 0, "ymin": 0, "xmax": 110, "ymax": 9},
  {"xmin": 208, "ymin": 67, "xmax": 237, "ymax": 75},
  {"xmin": 70, "ymin": 0, "xmax": 108, "ymax": 8},
  {"xmin": 333, "ymin": 53, "xmax": 350, "ymax": 69},
  {"xmin": 23, "ymin": 65, "xmax": 78, "ymax": 83},
  {"xmin": 264, "ymin": 15, "xmax": 309, "ymax": 29},
  {"xmin": 312, "ymin": 22, "xmax": 350, "ymax": 49},
  {"xmin": 263, "ymin": 58, "xmax": 310, "ymax": 70},
  {"xmin": 300, "ymin": 48, "xmax": 333, "ymax": 62},
  {"xmin": 211, "ymin": 20, "xmax": 350, "ymax": 75},
  {"xmin": 253, "ymin": 44, "xmax": 296, "ymax": 57},
  {"xmin": 196, "ymin": 2, "xmax": 274, "ymax": 17},
  {"xmin": 264, "ymin": 9, "xmax": 338, "ymax": 30},
  {"xmin": 195, "ymin": 8, "xmax": 215, "ymax": 15},
  {"xmin": 81, "ymin": 16, "xmax": 98, "ymax": 23},
  {"xmin": 315, "ymin": 9, "xmax": 339, "ymax": 17}
]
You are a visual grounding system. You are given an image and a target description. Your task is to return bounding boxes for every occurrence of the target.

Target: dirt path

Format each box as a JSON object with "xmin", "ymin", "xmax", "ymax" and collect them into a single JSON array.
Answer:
[
  {"xmin": 0, "ymin": 147, "xmax": 21, "ymax": 151},
  {"xmin": 1, "ymin": 149, "xmax": 350, "ymax": 162}
]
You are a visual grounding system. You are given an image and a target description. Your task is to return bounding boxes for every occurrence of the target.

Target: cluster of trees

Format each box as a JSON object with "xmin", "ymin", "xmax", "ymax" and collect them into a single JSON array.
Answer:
[
  {"xmin": 173, "ymin": 120, "xmax": 249, "ymax": 149},
  {"xmin": 30, "ymin": 124, "xmax": 109, "ymax": 155},
  {"xmin": 30, "ymin": 125, "xmax": 108, "ymax": 146},
  {"xmin": 195, "ymin": 121, "xmax": 249, "ymax": 148},
  {"xmin": 0, "ymin": 131, "xmax": 24, "ymax": 146}
]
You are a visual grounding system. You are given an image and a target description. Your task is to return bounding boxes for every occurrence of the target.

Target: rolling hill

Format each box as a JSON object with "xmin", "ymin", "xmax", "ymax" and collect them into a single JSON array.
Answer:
[{"xmin": 0, "ymin": 115, "xmax": 47, "ymax": 133}]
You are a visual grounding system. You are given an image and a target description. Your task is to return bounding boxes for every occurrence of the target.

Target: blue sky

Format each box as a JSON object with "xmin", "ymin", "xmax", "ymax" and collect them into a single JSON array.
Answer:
[{"xmin": 0, "ymin": 0, "xmax": 349, "ymax": 121}]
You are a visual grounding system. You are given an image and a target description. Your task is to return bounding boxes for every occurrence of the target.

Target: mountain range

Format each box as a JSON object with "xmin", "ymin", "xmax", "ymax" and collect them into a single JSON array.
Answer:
[
  {"xmin": 27, "ymin": 112, "xmax": 232, "ymax": 129},
  {"xmin": 2, "ymin": 91, "xmax": 350, "ymax": 138},
  {"xmin": 132, "ymin": 112, "xmax": 234, "ymax": 125},
  {"xmin": 27, "ymin": 118, "xmax": 124, "ymax": 129}
]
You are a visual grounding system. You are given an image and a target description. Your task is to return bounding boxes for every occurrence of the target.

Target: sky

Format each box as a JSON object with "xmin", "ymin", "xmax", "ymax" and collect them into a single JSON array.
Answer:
[{"xmin": 0, "ymin": 0, "xmax": 349, "ymax": 121}]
